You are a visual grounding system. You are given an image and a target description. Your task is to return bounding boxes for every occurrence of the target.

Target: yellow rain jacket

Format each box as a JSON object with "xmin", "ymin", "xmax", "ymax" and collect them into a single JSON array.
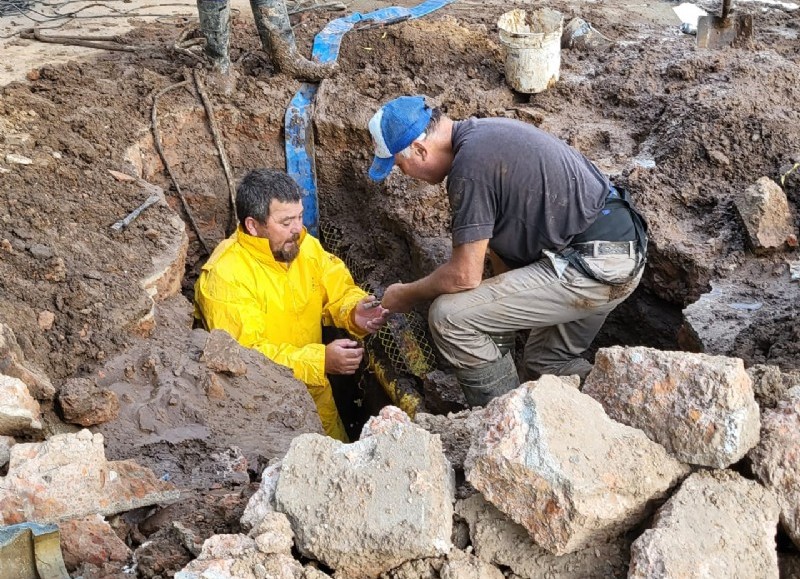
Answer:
[{"xmin": 194, "ymin": 227, "xmax": 367, "ymax": 442}]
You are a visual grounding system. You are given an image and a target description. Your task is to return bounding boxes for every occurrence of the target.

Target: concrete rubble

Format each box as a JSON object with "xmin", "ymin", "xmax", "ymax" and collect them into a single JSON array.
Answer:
[
  {"xmin": 629, "ymin": 469, "xmax": 780, "ymax": 578},
  {"xmin": 748, "ymin": 387, "xmax": 800, "ymax": 548},
  {"xmin": 0, "ymin": 429, "xmax": 179, "ymax": 525},
  {"xmin": 734, "ymin": 176, "xmax": 796, "ymax": 252},
  {"xmin": 456, "ymin": 493, "xmax": 630, "ymax": 578},
  {"xmin": 584, "ymin": 346, "xmax": 761, "ymax": 467},
  {"xmin": 3, "ymin": 337, "xmax": 796, "ymax": 576},
  {"xmin": 241, "ymin": 461, "xmax": 283, "ymax": 531},
  {"xmin": 274, "ymin": 407, "xmax": 455, "ymax": 577},
  {"xmin": 465, "ymin": 376, "xmax": 689, "ymax": 555},
  {"xmin": 0, "ymin": 373, "xmax": 42, "ymax": 435},
  {"xmin": 175, "ymin": 529, "xmax": 322, "ymax": 579}
]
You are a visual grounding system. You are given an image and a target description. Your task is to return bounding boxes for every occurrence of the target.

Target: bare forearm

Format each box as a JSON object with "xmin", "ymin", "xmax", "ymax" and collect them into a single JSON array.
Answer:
[{"xmin": 403, "ymin": 260, "xmax": 479, "ymax": 303}]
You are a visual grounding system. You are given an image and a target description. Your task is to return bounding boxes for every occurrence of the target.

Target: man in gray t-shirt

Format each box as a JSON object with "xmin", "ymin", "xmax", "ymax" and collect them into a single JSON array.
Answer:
[{"xmin": 367, "ymin": 95, "xmax": 646, "ymax": 406}]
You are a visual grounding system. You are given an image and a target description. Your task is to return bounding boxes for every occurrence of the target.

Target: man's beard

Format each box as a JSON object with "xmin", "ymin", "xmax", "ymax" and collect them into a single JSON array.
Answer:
[{"xmin": 273, "ymin": 235, "xmax": 300, "ymax": 263}]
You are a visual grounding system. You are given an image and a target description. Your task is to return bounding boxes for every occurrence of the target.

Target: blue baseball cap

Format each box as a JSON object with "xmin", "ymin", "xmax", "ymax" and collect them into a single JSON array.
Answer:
[{"xmin": 368, "ymin": 95, "xmax": 433, "ymax": 182}]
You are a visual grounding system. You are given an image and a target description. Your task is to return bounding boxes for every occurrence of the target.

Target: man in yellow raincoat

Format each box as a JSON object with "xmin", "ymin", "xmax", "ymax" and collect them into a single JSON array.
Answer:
[{"xmin": 194, "ymin": 168, "xmax": 389, "ymax": 442}]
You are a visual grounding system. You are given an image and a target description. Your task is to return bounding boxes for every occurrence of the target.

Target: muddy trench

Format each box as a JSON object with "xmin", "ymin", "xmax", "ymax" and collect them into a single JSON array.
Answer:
[{"xmin": 1, "ymin": 1, "xmax": 799, "ymax": 575}]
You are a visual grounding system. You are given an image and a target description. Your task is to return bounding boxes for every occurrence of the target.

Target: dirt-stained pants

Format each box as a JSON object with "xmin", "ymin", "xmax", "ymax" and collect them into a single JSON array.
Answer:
[{"xmin": 428, "ymin": 251, "xmax": 643, "ymax": 381}]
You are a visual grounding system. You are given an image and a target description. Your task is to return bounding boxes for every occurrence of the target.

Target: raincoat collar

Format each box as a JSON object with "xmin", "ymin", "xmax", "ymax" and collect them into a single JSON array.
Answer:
[{"xmin": 236, "ymin": 225, "xmax": 307, "ymax": 269}]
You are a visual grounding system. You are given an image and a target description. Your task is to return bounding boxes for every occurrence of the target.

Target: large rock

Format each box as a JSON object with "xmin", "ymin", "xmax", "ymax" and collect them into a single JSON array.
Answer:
[
  {"xmin": 0, "ymin": 323, "xmax": 55, "ymax": 400},
  {"xmin": 629, "ymin": 470, "xmax": 780, "ymax": 578},
  {"xmin": 0, "ymin": 429, "xmax": 179, "ymax": 524},
  {"xmin": 456, "ymin": 493, "xmax": 630, "ymax": 578},
  {"xmin": 748, "ymin": 387, "xmax": 800, "ymax": 548},
  {"xmin": 584, "ymin": 346, "xmax": 760, "ymax": 467},
  {"xmin": 734, "ymin": 176, "xmax": 795, "ymax": 252},
  {"xmin": 0, "ymin": 374, "xmax": 42, "ymax": 435},
  {"xmin": 275, "ymin": 407, "xmax": 455, "ymax": 577},
  {"xmin": 465, "ymin": 377, "xmax": 689, "ymax": 555}
]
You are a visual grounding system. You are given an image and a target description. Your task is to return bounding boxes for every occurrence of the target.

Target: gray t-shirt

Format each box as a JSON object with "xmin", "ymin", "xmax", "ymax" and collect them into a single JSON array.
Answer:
[{"xmin": 448, "ymin": 118, "xmax": 611, "ymax": 268}]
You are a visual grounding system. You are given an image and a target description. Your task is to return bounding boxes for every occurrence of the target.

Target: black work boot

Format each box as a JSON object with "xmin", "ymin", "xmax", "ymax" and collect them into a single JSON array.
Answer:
[
  {"xmin": 456, "ymin": 352, "xmax": 520, "ymax": 408},
  {"xmin": 197, "ymin": 0, "xmax": 232, "ymax": 73}
]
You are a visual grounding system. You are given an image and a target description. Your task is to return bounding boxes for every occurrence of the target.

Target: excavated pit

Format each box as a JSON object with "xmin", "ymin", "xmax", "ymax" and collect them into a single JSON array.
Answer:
[{"xmin": 1, "ymin": 2, "xmax": 799, "ymax": 575}]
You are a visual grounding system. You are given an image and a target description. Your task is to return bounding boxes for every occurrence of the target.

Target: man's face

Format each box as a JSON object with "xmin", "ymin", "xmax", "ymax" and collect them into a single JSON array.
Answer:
[
  {"xmin": 393, "ymin": 143, "xmax": 449, "ymax": 185},
  {"xmin": 249, "ymin": 200, "xmax": 303, "ymax": 262}
]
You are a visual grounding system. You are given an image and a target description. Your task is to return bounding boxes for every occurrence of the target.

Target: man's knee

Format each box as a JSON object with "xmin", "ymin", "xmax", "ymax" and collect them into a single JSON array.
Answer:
[{"xmin": 428, "ymin": 294, "xmax": 462, "ymax": 341}]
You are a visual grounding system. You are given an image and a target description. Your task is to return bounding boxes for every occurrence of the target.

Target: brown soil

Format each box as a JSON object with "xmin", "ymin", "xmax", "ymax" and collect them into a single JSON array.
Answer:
[{"xmin": 1, "ymin": 0, "xmax": 799, "ymax": 574}]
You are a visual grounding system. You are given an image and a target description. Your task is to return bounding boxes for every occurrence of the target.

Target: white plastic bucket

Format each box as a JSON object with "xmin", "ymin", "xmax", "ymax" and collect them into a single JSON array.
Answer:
[{"xmin": 498, "ymin": 8, "xmax": 563, "ymax": 94}]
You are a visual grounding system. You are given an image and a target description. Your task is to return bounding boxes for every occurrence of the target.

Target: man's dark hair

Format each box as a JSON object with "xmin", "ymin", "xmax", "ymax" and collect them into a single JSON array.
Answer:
[
  {"xmin": 236, "ymin": 168, "xmax": 303, "ymax": 228},
  {"xmin": 426, "ymin": 107, "xmax": 443, "ymax": 134}
]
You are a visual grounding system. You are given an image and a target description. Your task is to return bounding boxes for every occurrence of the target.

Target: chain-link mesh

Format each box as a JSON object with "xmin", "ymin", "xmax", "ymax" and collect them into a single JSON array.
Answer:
[{"xmin": 319, "ymin": 221, "xmax": 436, "ymax": 378}]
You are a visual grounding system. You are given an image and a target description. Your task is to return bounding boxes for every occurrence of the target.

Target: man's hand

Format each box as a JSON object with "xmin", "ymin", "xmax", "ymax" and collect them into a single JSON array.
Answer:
[
  {"xmin": 325, "ymin": 339, "xmax": 364, "ymax": 375},
  {"xmin": 353, "ymin": 295, "xmax": 390, "ymax": 334},
  {"xmin": 380, "ymin": 283, "xmax": 415, "ymax": 313}
]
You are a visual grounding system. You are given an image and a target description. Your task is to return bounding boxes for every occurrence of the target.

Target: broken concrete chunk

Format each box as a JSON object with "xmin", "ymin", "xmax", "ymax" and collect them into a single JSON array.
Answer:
[
  {"xmin": 629, "ymin": 470, "xmax": 779, "ymax": 578},
  {"xmin": 0, "ymin": 374, "xmax": 42, "ymax": 435},
  {"xmin": 58, "ymin": 377, "xmax": 120, "ymax": 426},
  {"xmin": 456, "ymin": 493, "xmax": 631, "ymax": 578},
  {"xmin": 748, "ymin": 387, "xmax": 800, "ymax": 548},
  {"xmin": 0, "ymin": 323, "xmax": 56, "ymax": 400},
  {"xmin": 58, "ymin": 514, "xmax": 131, "ymax": 571},
  {"xmin": 251, "ymin": 512, "xmax": 294, "ymax": 555},
  {"xmin": 275, "ymin": 412, "xmax": 455, "ymax": 577},
  {"xmin": 197, "ymin": 534, "xmax": 257, "ymax": 560},
  {"xmin": 201, "ymin": 329, "xmax": 248, "ymax": 377},
  {"xmin": 735, "ymin": 176, "xmax": 795, "ymax": 252},
  {"xmin": 241, "ymin": 461, "xmax": 282, "ymax": 532},
  {"xmin": 175, "ymin": 535, "xmax": 305, "ymax": 579},
  {"xmin": 360, "ymin": 405, "xmax": 412, "ymax": 438},
  {"xmin": 465, "ymin": 377, "xmax": 689, "ymax": 555},
  {"xmin": 584, "ymin": 346, "xmax": 760, "ymax": 467},
  {"xmin": 0, "ymin": 430, "xmax": 179, "ymax": 525}
]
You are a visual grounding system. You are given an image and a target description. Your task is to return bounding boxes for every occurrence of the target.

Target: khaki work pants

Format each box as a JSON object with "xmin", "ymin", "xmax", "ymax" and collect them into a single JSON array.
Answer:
[{"xmin": 428, "ymin": 251, "xmax": 643, "ymax": 381}]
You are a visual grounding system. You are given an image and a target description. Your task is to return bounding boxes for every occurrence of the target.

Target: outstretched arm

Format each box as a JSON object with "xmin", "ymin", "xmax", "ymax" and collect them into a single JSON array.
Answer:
[{"xmin": 380, "ymin": 238, "xmax": 489, "ymax": 313}]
